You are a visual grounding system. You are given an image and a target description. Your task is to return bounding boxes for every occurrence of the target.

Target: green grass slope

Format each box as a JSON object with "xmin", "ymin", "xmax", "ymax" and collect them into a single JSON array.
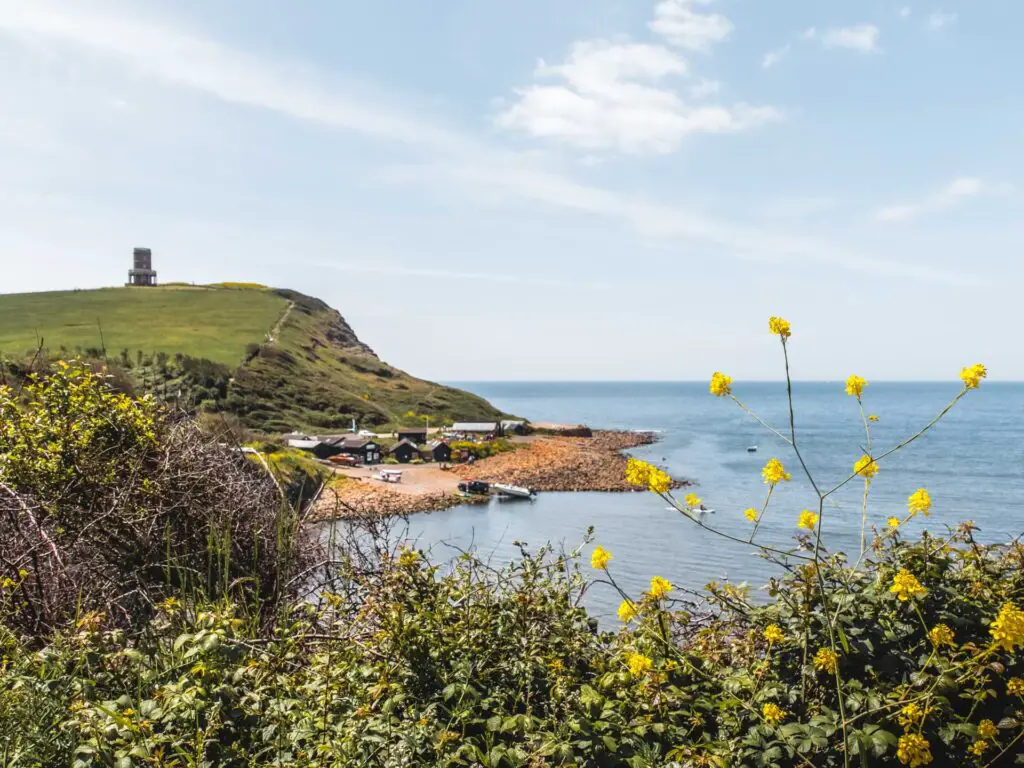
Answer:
[
  {"xmin": 0, "ymin": 285, "xmax": 287, "ymax": 366},
  {"xmin": 0, "ymin": 285, "xmax": 507, "ymax": 433}
]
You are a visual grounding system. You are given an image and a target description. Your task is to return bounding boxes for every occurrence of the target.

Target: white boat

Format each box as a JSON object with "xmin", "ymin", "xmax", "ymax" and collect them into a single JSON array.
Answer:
[
  {"xmin": 374, "ymin": 469, "xmax": 403, "ymax": 484},
  {"xmin": 747, "ymin": 445, "xmax": 758, "ymax": 452},
  {"xmin": 491, "ymin": 483, "xmax": 536, "ymax": 499}
]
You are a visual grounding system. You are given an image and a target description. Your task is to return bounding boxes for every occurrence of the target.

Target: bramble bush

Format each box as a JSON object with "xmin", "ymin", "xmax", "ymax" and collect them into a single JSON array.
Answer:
[{"xmin": 1, "ymin": 322, "xmax": 1022, "ymax": 767}]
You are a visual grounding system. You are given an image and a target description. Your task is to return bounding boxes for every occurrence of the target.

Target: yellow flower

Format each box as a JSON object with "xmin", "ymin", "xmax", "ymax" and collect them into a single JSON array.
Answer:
[
  {"xmin": 626, "ymin": 652, "xmax": 653, "ymax": 677},
  {"xmin": 845, "ymin": 375, "xmax": 868, "ymax": 397},
  {"xmin": 977, "ymin": 719, "xmax": 997, "ymax": 740},
  {"xmin": 762, "ymin": 702, "xmax": 786, "ymax": 725},
  {"xmin": 797, "ymin": 510, "xmax": 819, "ymax": 530},
  {"xmin": 763, "ymin": 624, "xmax": 784, "ymax": 644},
  {"xmin": 625, "ymin": 458, "xmax": 672, "ymax": 494},
  {"xmin": 684, "ymin": 493, "xmax": 702, "ymax": 508},
  {"xmin": 397, "ymin": 547, "xmax": 420, "ymax": 567},
  {"xmin": 890, "ymin": 569, "xmax": 927, "ymax": 602},
  {"xmin": 768, "ymin": 316, "xmax": 792, "ymax": 339},
  {"xmin": 898, "ymin": 702, "xmax": 927, "ymax": 728},
  {"xmin": 897, "ymin": 733, "xmax": 933, "ymax": 767},
  {"xmin": 928, "ymin": 623, "xmax": 955, "ymax": 647},
  {"xmin": 908, "ymin": 488, "xmax": 932, "ymax": 517},
  {"xmin": 813, "ymin": 647, "xmax": 839, "ymax": 674},
  {"xmin": 617, "ymin": 600, "xmax": 638, "ymax": 623},
  {"xmin": 888, "ymin": 517, "xmax": 901, "ymax": 528},
  {"xmin": 1008, "ymin": 677, "xmax": 1024, "ymax": 696},
  {"xmin": 744, "ymin": 507, "xmax": 758, "ymax": 522},
  {"xmin": 762, "ymin": 458, "xmax": 791, "ymax": 485},
  {"xmin": 591, "ymin": 546, "xmax": 613, "ymax": 570},
  {"xmin": 649, "ymin": 466, "xmax": 672, "ymax": 494},
  {"xmin": 709, "ymin": 371, "xmax": 733, "ymax": 397},
  {"xmin": 853, "ymin": 454, "xmax": 879, "ymax": 480},
  {"xmin": 649, "ymin": 576, "xmax": 673, "ymax": 599},
  {"xmin": 990, "ymin": 602, "xmax": 1024, "ymax": 652},
  {"xmin": 960, "ymin": 363, "xmax": 987, "ymax": 389},
  {"xmin": 868, "ymin": 414, "xmax": 879, "ymax": 422}
]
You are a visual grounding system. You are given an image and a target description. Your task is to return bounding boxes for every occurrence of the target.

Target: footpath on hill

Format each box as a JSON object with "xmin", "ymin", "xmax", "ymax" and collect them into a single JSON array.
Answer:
[{"xmin": 311, "ymin": 431, "xmax": 687, "ymax": 519}]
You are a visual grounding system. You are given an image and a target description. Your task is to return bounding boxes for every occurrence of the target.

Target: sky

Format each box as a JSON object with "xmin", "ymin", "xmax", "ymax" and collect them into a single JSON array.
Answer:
[{"xmin": 0, "ymin": 0, "xmax": 1020, "ymax": 381}]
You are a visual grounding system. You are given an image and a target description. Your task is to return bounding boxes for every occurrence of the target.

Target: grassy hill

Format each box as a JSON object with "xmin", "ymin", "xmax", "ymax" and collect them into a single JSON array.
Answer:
[{"xmin": 0, "ymin": 284, "xmax": 507, "ymax": 433}]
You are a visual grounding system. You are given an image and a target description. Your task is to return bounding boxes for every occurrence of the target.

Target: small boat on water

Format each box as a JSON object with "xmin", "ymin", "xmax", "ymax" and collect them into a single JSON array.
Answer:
[
  {"xmin": 491, "ymin": 483, "xmax": 536, "ymax": 499},
  {"xmin": 747, "ymin": 445, "xmax": 758, "ymax": 453}
]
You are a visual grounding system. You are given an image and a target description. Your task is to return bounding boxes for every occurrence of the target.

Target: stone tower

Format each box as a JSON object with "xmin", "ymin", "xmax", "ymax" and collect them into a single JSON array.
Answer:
[{"xmin": 128, "ymin": 247, "xmax": 157, "ymax": 286}]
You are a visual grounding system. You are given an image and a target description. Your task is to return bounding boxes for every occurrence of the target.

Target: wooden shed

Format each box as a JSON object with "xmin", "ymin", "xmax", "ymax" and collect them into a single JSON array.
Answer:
[
  {"xmin": 397, "ymin": 427, "xmax": 428, "ymax": 443},
  {"xmin": 336, "ymin": 437, "xmax": 381, "ymax": 465},
  {"xmin": 389, "ymin": 439, "xmax": 419, "ymax": 464},
  {"xmin": 420, "ymin": 440, "xmax": 452, "ymax": 463}
]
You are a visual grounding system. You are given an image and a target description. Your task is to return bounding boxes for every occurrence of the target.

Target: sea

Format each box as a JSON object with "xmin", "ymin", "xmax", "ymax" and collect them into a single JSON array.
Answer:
[{"xmin": 358, "ymin": 382, "xmax": 1024, "ymax": 622}]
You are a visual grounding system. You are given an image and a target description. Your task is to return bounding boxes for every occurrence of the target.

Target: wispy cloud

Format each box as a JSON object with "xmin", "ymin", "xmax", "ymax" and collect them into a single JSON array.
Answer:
[
  {"xmin": 648, "ymin": 0, "xmax": 733, "ymax": 53},
  {"xmin": 761, "ymin": 45, "xmax": 790, "ymax": 69},
  {"xmin": 900, "ymin": 7, "xmax": 912, "ymax": 19},
  {"xmin": 0, "ymin": 1, "xmax": 978, "ymax": 286},
  {"xmin": 926, "ymin": 11, "xmax": 957, "ymax": 30},
  {"xmin": 821, "ymin": 24, "xmax": 881, "ymax": 53},
  {"xmin": 690, "ymin": 78, "xmax": 721, "ymax": 98},
  {"xmin": 876, "ymin": 178, "xmax": 985, "ymax": 222}
]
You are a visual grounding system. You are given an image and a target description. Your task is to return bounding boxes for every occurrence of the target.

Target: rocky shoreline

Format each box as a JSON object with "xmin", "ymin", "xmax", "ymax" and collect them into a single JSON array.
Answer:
[{"xmin": 309, "ymin": 429, "xmax": 685, "ymax": 520}]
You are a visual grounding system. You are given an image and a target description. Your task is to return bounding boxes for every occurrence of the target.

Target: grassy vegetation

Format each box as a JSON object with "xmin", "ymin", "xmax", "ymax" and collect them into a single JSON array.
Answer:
[
  {"xmin": 0, "ymin": 284, "xmax": 508, "ymax": 434},
  {"xmin": 0, "ymin": 285, "xmax": 287, "ymax": 366}
]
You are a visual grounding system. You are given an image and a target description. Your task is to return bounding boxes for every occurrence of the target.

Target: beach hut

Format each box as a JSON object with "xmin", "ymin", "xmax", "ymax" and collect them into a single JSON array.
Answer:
[
  {"xmin": 452, "ymin": 422, "xmax": 498, "ymax": 437},
  {"xmin": 337, "ymin": 437, "xmax": 381, "ymax": 465},
  {"xmin": 500, "ymin": 420, "xmax": 527, "ymax": 436},
  {"xmin": 389, "ymin": 439, "xmax": 419, "ymax": 463},
  {"xmin": 396, "ymin": 427, "xmax": 428, "ymax": 443},
  {"xmin": 420, "ymin": 440, "xmax": 452, "ymax": 463}
]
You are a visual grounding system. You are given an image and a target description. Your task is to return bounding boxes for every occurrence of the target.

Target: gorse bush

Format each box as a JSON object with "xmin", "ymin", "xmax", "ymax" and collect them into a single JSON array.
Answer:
[{"xmin": 1, "ymin": 321, "xmax": 1022, "ymax": 767}]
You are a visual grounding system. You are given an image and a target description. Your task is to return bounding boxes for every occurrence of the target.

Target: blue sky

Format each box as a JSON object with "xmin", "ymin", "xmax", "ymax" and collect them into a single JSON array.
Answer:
[{"xmin": 0, "ymin": 0, "xmax": 1019, "ymax": 381}]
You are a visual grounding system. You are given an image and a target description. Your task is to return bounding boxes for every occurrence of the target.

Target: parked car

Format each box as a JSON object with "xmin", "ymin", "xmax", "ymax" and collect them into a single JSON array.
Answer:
[
  {"xmin": 458, "ymin": 480, "xmax": 490, "ymax": 496},
  {"xmin": 358, "ymin": 429, "xmax": 375, "ymax": 437}
]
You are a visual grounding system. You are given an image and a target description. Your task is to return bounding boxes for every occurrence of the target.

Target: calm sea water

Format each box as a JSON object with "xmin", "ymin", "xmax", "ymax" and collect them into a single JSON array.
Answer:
[{"xmin": 378, "ymin": 382, "xmax": 1024, "ymax": 621}]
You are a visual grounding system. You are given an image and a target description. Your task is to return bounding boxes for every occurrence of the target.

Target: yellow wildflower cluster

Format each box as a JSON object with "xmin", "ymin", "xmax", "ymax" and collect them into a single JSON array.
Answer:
[
  {"xmin": 990, "ymin": 602, "xmax": 1024, "ymax": 652},
  {"xmin": 928, "ymin": 624, "xmax": 955, "ymax": 647},
  {"xmin": 890, "ymin": 570, "xmax": 927, "ymax": 602},
  {"xmin": 617, "ymin": 600, "xmax": 638, "ymax": 623},
  {"xmin": 896, "ymin": 733, "xmax": 933, "ymax": 767},
  {"xmin": 684, "ymin": 493, "xmax": 702, "ymax": 509},
  {"xmin": 888, "ymin": 517, "xmax": 901, "ymax": 529},
  {"xmin": 1008, "ymin": 677, "xmax": 1024, "ymax": 697},
  {"xmin": 649, "ymin": 576, "xmax": 673, "ymax": 599},
  {"xmin": 397, "ymin": 547, "xmax": 421, "ymax": 567},
  {"xmin": 591, "ymin": 546, "xmax": 613, "ymax": 570},
  {"xmin": 813, "ymin": 647, "xmax": 839, "ymax": 674},
  {"xmin": 845, "ymin": 375, "xmax": 867, "ymax": 398},
  {"xmin": 626, "ymin": 652, "xmax": 653, "ymax": 677},
  {"xmin": 768, "ymin": 316, "xmax": 792, "ymax": 339},
  {"xmin": 761, "ymin": 702, "xmax": 787, "ymax": 724},
  {"xmin": 968, "ymin": 740, "xmax": 987, "ymax": 757},
  {"xmin": 960, "ymin": 363, "xmax": 987, "ymax": 389},
  {"xmin": 625, "ymin": 458, "xmax": 672, "ymax": 494},
  {"xmin": 744, "ymin": 507, "xmax": 758, "ymax": 522},
  {"xmin": 854, "ymin": 454, "xmax": 879, "ymax": 480},
  {"xmin": 709, "ymin": 371, "xmax": 733, "ymax": 397},
  {"xmin": 868, "ymin": 414, "xmax": 879, "ymax": 422},
  {"xmin": 798, "ymin": 510, "xmax": 819, "ymax": 530},
  {"xmin": 761, "ymin": 458, "xmax": 791, "ymax": 485},
  {"xmin": 977, "ymin": 719, "xmax": 997, "ymax": 740},
  {"xmin": 898, "ymin": 702, "xmax": 929, "ymax": 728},
  {"xmin": 907, "ymin": 488, "xmax": 932, "ymax": 517},
  {"xmin": 763, "ymin": 624, "xmax": 785, "ymax": 644}
]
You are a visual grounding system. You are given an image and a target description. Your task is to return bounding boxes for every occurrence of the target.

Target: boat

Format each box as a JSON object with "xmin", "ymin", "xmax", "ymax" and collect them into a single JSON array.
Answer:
[
  {"xmin": 374, "ymin": 469, "xmax": 403, "ymax": 483},
  {"xmin": 491, "ymin": 483, "xmax": 536, "ymax": 499},
  {"xmin": 747, "ymin": 445, "xmax": 758, "ymax": 452}
]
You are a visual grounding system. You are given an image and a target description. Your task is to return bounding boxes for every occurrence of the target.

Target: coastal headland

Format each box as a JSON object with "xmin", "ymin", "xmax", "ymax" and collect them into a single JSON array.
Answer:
[{"xmin": 312, "ymin": 429, "xmax": 686, "ymax": 519}]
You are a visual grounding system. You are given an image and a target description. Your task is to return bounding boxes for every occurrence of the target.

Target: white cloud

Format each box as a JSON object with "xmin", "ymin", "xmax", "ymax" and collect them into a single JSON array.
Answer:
[
  {"xmin": 821, "ymin": 24, "xmax": 881, "ymax": 53},
  {"xmin": 927, "ymin": 11, "xmax": 957, "ymax": 30},
  {"xmin": 690, "ymin": 78, "xmax": 720, "ymax": 98},
  {"xmin": 762, "ymin": 45, "xmax": 790, "ymax": 69},
  {"xmin": 0, "ymin": 1, "xmax": 977, "ymax": 286},
  {"xmin": 803, "ymin": 27, "xmax": 818, "ymax": 40},
  {"xmin": 649, "ymin": 0, "xmax": 734, "ymax": 53},
  {"xmin": 899, "ymin": 7, "xmax": 912, "ymax": 19},
  {"xmin": 876, "ymin": 177, "xmax": 985, "ymax": 222},
  {"xmin": 495, "ymin": 39, "xmax": 779, "ymax": 154}
]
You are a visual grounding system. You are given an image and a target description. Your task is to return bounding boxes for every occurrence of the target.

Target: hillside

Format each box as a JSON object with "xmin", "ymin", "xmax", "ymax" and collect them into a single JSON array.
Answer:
[{"xmin": 0, "ymin": 284, "xmax": 507, "ymax": 433}]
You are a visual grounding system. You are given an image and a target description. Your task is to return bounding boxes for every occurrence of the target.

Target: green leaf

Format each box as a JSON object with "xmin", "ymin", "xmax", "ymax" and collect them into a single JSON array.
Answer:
[{"xmin": 837, "ymin": 627, "xmax": 851, "ymax": 654}]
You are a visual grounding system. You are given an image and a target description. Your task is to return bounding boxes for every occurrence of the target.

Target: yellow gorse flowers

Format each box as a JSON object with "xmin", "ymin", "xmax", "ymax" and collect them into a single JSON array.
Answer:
[
  {"xmin": 890, "ymin": 569, "xmax": 927, "ymax": 602},
  {"xmin": 812, "ymin": 647, "xmax": 838, "ymax": 674},
  {"xmin": 989, "ymin": 602, "xmax": 1024, "ymax": 652},
  {"xmin": 625, "ymin": 458, "xmax": 672, "ymax": 494},
  {"xmin": 853, "ymin": 454, "xmax": 879, "ymax": 480},
  {"xmin": 887, "ymin": 517, "xmax": 900, "ymax": 528},
  {"xmin": 845, "ymin": 375, "xmax": 867, "ymax": 398},
  {"xmin": 960, "ymin": 363, "xmax": 987, "ymax": 389},
  {"xmin": 626, "ymin": 652, "xmax": 653, "ymax": 677},
  {"xmin": 591, "ymin": 546, "xmax": 612, "ymax": 570},
  {"xmin": 763, "ymin": 624, "xmax": 784, "ymax": 644},
  {"xmin": 907, "ymin": 488, "xmax": 932, "ymax": 516},
  {"xmin": 797, "ymin": 510, "xmax": 819, "ymax": 530},
  {"xmin": 768, "ymin": 316, "xmax": 791, "ymax": 339},
  {"xmin": 897, "ymin": 733, "xmax": 933, "ymax": 767},
  {"xmin": 761, "ymin": 458, "xmax": 791, "ymax": 485},
  {"xmin": 977, "ymin": 719, "xmax": 997, "ymax": 740},
  {"xmin": 649, "ymin": 576, "xmax": 673, "ymax": 599},
  {"xmin": 928, "ymin": 623, "xmax": 955, "ymax": 647},
  {"xmin": 709, "ymin": 371, "xmax": 732, "ymax": 397},
  {"xmin": 1007, "ymin": 677, "xmax": 1024, "ymax": 696}
]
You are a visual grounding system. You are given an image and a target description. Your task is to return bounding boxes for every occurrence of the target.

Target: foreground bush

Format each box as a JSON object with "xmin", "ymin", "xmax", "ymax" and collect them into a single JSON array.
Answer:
[{"xmin": 1, "ymin": 530, "xmax": 1021, "ymax": 767}]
